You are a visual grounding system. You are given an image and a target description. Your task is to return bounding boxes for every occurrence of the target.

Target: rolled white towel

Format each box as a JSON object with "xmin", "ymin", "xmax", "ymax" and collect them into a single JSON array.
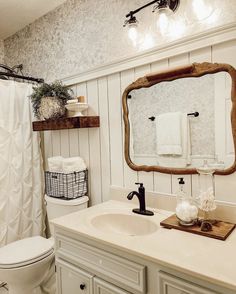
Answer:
[
  {"xmin": 62, "ymin": 157, "xmax": 87, "ymax": 173},
  {"xmin": 48, "ymin": 156, "xmax": 63, "ymax": 173}
]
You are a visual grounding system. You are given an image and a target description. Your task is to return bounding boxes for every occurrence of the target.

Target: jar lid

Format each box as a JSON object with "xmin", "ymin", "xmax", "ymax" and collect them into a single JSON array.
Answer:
[{"xmin": 197, "ymin": 160, "xmax": 216, "ymax": 175}]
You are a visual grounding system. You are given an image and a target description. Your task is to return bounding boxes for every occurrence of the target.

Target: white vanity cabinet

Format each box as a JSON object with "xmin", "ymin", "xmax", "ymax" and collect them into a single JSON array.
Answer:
[
  {"xmin": 158, "ymin": 272, "xmax": 217, "ymax": 294},
  {"xmin": 54, "ymin": 231, "xmax": 234, "ymax": 294}
]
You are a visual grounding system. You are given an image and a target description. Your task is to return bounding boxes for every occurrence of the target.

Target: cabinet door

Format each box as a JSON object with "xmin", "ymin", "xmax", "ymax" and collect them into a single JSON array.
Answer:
[
  {"xmin": 94, "ymin": 277, "xmax": 130, "ymax": 294},
  {"xmin": 57, "ymin": 259, "xmax": 94, "ymax": 294},
  {"xmin": 163, "ymin": 284, "xmax": 189, "ymax": 294},
  {"xmin": 159, "ymin": 272, "xmax": 217, "ymax": 294}
]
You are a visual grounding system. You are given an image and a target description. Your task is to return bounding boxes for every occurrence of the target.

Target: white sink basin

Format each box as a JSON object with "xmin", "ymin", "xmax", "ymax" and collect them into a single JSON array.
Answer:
[{"xmin": 91, "ymin": 213, "xmax": 158, "ymax": 236}]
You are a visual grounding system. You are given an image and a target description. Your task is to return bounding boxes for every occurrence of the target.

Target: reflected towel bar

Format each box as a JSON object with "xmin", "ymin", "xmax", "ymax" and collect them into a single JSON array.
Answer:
[{"xmin": 148, "ymin": 112, "xmax": 199, "ymax": 121}]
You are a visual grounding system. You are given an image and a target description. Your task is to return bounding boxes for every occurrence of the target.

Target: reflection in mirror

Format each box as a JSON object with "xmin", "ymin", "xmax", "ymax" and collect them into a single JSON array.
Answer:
[
  {"xmin": 128, "ymin": 73, "xmax": 233, "ymax": 169},
  {"xmin": 123, "ymin": 63, "xmax": 236, "ymax": 175}
]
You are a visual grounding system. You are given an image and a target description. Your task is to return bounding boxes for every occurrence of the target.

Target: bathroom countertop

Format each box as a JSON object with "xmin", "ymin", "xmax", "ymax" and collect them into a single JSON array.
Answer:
[{"xmin": 51, "ymin": 200, "xmax": 236, "ymax": 292}]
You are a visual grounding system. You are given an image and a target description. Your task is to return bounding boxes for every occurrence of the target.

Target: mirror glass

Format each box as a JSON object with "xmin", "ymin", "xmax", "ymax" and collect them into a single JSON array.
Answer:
[{"xmin": 127, "ymin": 72, "xmax": 234, "ymax": 170}]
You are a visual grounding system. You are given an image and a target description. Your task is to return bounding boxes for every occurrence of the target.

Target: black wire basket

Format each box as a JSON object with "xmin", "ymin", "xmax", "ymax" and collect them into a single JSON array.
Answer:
[{"xmin": 45, "ymin": 169, "xmax": 88, "ymax": 200}]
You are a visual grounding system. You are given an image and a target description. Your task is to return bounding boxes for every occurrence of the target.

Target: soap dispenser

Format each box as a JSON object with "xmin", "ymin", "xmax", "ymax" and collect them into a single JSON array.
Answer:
[{"xmin": 175, "ymin": 177, "xmax": 198, "ymax": 226}]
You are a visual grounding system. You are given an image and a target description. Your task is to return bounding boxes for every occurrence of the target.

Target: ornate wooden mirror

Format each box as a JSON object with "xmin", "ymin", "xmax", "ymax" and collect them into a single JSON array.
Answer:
[{"xmin": 122, "ymin": 62, "xmax": 236, "ymax": 175}]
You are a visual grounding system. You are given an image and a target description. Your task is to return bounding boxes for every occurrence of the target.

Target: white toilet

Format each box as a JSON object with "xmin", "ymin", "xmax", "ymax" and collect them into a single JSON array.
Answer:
[{"xmin": 0, "ymin": 195, "xmax": 89, "ymax": 294}]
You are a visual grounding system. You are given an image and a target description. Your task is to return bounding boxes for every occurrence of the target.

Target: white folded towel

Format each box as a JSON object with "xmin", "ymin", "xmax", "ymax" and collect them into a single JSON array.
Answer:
[
  {"xmin": 156, "ymin": 112, "xmax": 182, "ymax": 155},
  {"xmin": 157, "ymin": 113, "xmax": 191, "ymax": 168},
  {"xmin": 48, "ymin": 156, "xmax": 63, "ymax": 173},
  {"xmin": 62, "ymin": 157, "xmax": 87, "ymax": 173}
]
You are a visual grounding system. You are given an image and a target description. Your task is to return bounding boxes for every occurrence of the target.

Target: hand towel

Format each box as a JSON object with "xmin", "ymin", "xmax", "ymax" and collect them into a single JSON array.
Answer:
[
  {"xmin": 62, "ymin": 157, "xmax": 87, "ymax": 173},
  {"xmin": 157, "ymin": 113, "xmax": 191, "ymax": 168},
  {"xmin": 156, "ymin": 112, "xmax": 183, "ymax": 155},
  {"xmin": 48, "ymin": 156, "xmax": 63, "ymax": 173}
]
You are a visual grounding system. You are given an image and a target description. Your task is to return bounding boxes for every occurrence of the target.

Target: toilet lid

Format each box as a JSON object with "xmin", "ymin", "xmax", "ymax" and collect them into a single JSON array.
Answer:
[{"xmin": 0, "ymin": 236, "xmax": 54, "ymax": 269}]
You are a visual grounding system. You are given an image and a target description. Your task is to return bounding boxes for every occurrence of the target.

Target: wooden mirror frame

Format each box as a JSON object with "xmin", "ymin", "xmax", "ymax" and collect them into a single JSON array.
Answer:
[{"xmin": 122, "ymin": 62, "xmax": 236, "ymax": 175}]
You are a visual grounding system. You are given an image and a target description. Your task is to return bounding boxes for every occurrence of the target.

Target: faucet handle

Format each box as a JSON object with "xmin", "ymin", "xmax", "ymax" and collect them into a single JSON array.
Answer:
[{"xmin": 135, "ymin": 182, "xmax": 143, "ymax": 187}]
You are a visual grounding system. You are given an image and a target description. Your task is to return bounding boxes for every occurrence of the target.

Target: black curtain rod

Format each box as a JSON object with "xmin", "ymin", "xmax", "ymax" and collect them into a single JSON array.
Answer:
[
  {"xmin": 0, "ymin": 64, "xmax": 44, "ymax": 84},
  {"xmin": 0, "ymin": 72, "xmax": 44, "ymax": 83}
]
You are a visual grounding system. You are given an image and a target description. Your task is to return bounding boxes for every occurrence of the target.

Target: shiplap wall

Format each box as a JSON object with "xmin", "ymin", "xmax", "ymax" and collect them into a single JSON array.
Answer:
[{"xmin": 43, "ymin": 39, "xmax": 236, "ymax": 206}]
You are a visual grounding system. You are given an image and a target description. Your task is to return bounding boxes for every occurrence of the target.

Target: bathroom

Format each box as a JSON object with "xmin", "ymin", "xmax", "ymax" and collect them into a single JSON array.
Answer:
[{"xmin": 0, "ymin": 0, "xmax": 236, "ymax": 293}]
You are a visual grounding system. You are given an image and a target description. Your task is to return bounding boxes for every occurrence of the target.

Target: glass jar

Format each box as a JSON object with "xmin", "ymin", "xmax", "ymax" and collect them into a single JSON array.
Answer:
[
  {"xmin": 196, "ymin": 161, "xmax": 216, "ymax": 221},
  {"xmin": 175, "ymin": 178, "xmax": 198, "ymax": 226}
]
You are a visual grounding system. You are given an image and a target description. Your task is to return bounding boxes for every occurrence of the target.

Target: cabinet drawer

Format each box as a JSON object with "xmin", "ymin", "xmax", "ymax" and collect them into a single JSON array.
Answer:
[
  {"xmin": 56, "ymin": 234, "xmax": 146, "ymax": 293},
  {"xmin": 57, "ymin": 259, "xmax": 94, "ymax": 294},
  {"xmin": 94, "ymin": 277, "xmax": 130, "ymax": 294},
  {"xmin": 159, "ymin": 272, "xmax": 218, "ymax": 294}
]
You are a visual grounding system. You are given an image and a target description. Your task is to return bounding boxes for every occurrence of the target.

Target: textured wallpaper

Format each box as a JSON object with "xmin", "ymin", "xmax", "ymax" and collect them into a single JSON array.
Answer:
[
  {"xmin": 3, "ymin": 0, "xmax": 236, "ymax": 81},
  {"xmin": 0, "ymin": 40, "xmax": 4, "ymax": 63}
]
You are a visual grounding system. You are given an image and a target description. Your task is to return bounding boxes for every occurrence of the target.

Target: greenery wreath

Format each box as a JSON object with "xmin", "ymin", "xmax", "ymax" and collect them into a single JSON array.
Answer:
[{"xmin": 30, "ymin": 81, "xmax": 73, "ymax": 120}]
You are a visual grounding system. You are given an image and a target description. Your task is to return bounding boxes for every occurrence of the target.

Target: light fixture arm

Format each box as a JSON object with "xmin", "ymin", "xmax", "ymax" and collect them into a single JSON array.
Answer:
[
  {"xmin": 125, "ymin": 0, "xmax": 179, "ymax": 19},
  {"xmin": 126, "ymin": 0, "xmax": 158, "ymax": 18}
]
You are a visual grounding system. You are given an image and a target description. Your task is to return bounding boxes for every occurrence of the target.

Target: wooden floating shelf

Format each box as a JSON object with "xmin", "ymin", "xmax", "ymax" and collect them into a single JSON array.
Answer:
[{"xmin": 33, "ymin": 116, "xmax": 100, "ymax": 131}]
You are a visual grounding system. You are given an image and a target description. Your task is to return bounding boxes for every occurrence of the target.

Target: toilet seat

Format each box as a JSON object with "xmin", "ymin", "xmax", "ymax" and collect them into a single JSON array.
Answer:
[{"xmin": 0, "ymin": 236, "xmax": 54, "ymax": 269}]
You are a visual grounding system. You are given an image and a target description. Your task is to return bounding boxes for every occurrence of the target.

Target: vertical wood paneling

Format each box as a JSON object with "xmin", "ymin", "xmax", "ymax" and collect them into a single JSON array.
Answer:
[
  {"xmin": 43, "ymin": 131, "xmax": 53, "ymax": 170},
  {"xmin": 60, "ymin": 130, "xmax": 70, "ymax": 157},
  {"xmin": 76, "ymin": 83, "xmax": 90, "ymax": 167},
  {"xmin": 212, "ymin": 40, "xmax": 236, "ymax": 66},
  {"xmin": 98, "ymin": 77, "xmax": 111, "ymax": 201},
  {"xmin": 68, "ymin": 86, "xmax": 80, "ymax": 157},
  {"xmin": 134, "ymin": 64, "xmax": 154, "ymax": 191},
  {"xmin": 151, "ymin": 59, "xmax": 172, "ymax": 195},
  {"xmin": 76, "ymin": 82, "xmax": 91, "ymax": 204},
  {"xmin": 189, "ymin": 47, "xmax": 211, "ymax": 62},
  {"xmin": 68, "ymin": 129, "xmax": 80, "ymax": 157},
  {"xmin": 108, "ymin": 73, "xmax": 124, "ymax": 187},
  {"xmin": 168, "ymin": 53, "xmax": 189, "ymax": 67},
  {"xmin": 120, "ymin": 69, "xmax": 138, "ymax": 189},
  {"xmin": 87, "ymin": 79, "xmax": 102, "ymax": 205},
  {"xmin": 51, "ymin": 131, "xmax": 61, "ymax": 156}
]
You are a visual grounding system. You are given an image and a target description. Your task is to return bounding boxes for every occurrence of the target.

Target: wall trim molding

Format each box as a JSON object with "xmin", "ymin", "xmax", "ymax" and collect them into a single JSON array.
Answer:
[{"xmin": 62, "ymin": 22, "xmax": 236, "ymax": 86}]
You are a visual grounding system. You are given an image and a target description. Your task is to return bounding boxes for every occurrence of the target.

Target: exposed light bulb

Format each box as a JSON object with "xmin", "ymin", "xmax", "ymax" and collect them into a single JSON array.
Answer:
[
  {"xmin": 192, "ymin": 0, "xmax": 213, "ymax": 21},
  {"xmin": 128, "ymin": 24, "xmax": 138, "ymax": 42},
  {"xmin": 156, "ymin": 7, "xmax": 172, "ymax": 36}
]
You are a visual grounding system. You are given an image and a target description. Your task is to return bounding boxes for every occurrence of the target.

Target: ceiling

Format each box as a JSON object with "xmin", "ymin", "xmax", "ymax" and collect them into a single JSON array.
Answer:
[{"xmin": 0, "ymin": 0, "xmax": 67, "ymax": 39}]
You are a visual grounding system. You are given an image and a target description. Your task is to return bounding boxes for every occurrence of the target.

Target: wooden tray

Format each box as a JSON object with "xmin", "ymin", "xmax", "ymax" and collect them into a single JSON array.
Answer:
[{"xmin": 160, "ymin": 214, "xmax": 235, "ymax": 241}]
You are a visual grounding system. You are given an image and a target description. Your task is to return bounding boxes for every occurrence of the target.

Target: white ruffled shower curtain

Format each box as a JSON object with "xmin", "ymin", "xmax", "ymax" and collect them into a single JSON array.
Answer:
[{"xmin": 0, "ymin": 80, "xmax": 45, "ymax": 246}]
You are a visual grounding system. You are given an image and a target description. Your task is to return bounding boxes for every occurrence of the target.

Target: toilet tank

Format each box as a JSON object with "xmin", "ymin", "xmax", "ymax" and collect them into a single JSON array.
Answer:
[
  {"xmin": 45, "ymin": 195, "xmax": 89, "ymax": 220},
  {"xmin": 45, "ymin": 195, "xmax": 89, "ymax": 236}
]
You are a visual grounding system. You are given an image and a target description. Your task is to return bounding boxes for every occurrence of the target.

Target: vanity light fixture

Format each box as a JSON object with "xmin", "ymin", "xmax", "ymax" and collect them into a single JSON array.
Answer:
[{"xmin": 124, "ymin": 0, "xmax": 180, "ymax": 39}]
